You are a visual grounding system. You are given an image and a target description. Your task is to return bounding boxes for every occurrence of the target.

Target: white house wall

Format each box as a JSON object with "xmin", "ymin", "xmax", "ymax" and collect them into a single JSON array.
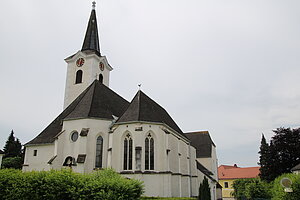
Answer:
[{"xmin": 23, "ymin": 144, "xmax": 54, "ymax": 171}]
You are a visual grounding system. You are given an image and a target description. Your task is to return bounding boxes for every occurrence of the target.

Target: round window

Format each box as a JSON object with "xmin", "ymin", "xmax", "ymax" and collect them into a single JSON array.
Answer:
[{"xmin": 71, "ymin": 131, "xmax": 78, "ymax": 142}]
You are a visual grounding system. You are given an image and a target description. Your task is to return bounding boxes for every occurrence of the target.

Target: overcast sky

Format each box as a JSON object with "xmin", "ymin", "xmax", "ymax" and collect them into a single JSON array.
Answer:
[{"xmin": 1, "ymin": 0, "xmax": 300, "ymax": 167}]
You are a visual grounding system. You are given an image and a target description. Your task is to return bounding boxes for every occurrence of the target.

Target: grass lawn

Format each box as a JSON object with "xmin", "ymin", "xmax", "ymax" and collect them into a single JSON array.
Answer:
[{"xmin": 141, "ymin": 197, "xmax": 196, "ymax": 200}]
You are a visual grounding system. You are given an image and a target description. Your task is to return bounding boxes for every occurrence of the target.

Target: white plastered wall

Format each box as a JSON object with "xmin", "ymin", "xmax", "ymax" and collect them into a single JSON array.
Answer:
[
  {"xmin": 23, "ymin": 144, "xmax": 55, "ymax": 171},
  {"xmin": 54, "ymin": 118, "xmax": 112, "ymax": 173}
]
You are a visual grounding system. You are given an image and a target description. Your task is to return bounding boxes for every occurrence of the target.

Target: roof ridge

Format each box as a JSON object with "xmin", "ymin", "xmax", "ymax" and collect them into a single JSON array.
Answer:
[
  {"xmin": 25, "ymin": 82, "xmax": 94, "ymax": 145},
  {"xmin": 87, "ymin": 80, "xmax": 97, "ymax": 117},
  {"xmin": 137, "ymin": 90, "xmax": 142, "ymax": 121}
]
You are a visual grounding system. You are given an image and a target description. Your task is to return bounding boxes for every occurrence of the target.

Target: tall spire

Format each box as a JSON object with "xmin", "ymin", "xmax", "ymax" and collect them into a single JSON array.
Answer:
[{"xmin": 81, "ymin": 1, "xmax": 101, "ymax": 56}]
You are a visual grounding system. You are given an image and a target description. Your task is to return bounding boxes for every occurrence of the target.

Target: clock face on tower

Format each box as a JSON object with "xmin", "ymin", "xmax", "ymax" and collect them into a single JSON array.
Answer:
[
  {"xmin": 76, "ymin": 58, "xmax": 85, "ymax": 67},
  {"xmin": 99, "ymin": 62, "xmax": 104, "ymax": 71}
]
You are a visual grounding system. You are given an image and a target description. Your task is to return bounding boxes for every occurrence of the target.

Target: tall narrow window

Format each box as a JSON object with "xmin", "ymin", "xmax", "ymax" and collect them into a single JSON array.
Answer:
[
  {"xmin": 135, "ymin": 147, "xmax": 142, "ymax": 171},
  {"xmin": 145, "ymin": 133, "xmax": 154, "ymax": 170},
  {"xmin": 95, "ymin": 136, "xmax": 103, "ymax": 168},
  {"xmin": 75, "ymin": 70, "xmax": 83, "ymax": 84},
  {"xmin": 99, "ymin": 74, "xmax": 103, "ymax": 83},
  {"xmin": 123, "ymin": 134, "xmax": 133, "ymax": 170}
]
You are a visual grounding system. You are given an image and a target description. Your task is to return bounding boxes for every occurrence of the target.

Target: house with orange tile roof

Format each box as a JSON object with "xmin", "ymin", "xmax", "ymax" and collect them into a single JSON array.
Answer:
[{"xmin": 218, "ymin": 164, "xmax": 260, "ymax": 200}]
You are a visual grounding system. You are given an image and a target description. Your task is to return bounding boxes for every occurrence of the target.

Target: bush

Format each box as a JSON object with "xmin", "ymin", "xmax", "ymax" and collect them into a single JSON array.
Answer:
[
  {"xmin": 232, "ymin": 178, "xmax": 271, "ymax": 200},
  {"xmin": 1, "ymin": 156, "xmax": 23, "ymax": 169},
  {"xmin": 0, "ymin": 168, "xmax": 144, "ymax": 200},
  {"xmin": 272, "ymin": 173, "xmax": 300, "ymax": 200}
]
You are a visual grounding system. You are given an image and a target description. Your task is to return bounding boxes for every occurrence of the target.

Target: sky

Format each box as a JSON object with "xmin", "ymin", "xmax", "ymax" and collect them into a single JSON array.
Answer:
[{"xmin": 1, "ymin": 0, "xmax": 300, "ymax": 167}]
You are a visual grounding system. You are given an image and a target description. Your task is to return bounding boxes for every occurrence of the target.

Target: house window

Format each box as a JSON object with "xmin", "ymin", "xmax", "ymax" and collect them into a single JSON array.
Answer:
[
  {"xmin": 224, "ymin": 182, "xmax": 229, "ymax": 188},
  {"xmin": 33, "ymin": 150, "xmax": 37, "ymax": 156},
  {"xmin": 145, "ymin": 133, "xmax": 154, "ymax": 170},
  {"xmin": 123, "ymin": 133, "xmax": 133, "ymax": 170},
  {"xmin": 75, "ymin": 70, "xmax": 83, "ymax": 84},
  {"xmin": 71, "ymin": 131, "xmax": 79, "ymax": 142},
  {"xmin": 95, "ymin": 136, "xmax": 103, "ymax": 168}
]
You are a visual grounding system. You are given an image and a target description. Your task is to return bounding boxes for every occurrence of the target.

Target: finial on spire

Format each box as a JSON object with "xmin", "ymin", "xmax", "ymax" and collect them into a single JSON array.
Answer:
[
  {"xmin": 92, "ymin": 1, "xmax": 96, "ymax": 10},
  {"xmin": 138, "ymin": 84, "xmax": 142, "ymax": 90}
]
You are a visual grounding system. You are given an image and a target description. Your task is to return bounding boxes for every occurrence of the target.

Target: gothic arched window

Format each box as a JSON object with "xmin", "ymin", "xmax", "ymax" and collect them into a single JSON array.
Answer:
[
  {"xmin": 95, "ymin": 136, "xmax": 103, "ymax": 168},
  {"xmin": 123, "ymin": 133, "xmax": 133, "ymax": 170},
  {"xmin": 75, "ymin": 70, "xmax": 83, "ymax": 84},
  {"xmin": 99, "ymin": 74, "xmax": 103, "ymax": 83},
  {"xmin": 145, "ymin": 133, "xmax": 154, "ymax": 170}
]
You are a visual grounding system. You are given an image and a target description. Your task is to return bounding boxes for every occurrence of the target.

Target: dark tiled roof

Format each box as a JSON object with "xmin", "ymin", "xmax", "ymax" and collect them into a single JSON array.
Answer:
[
  {"xmin": 26, "ymin": 80, "xmax": 129, "ymax": 145},
  {"xmin": 81, "ymin": 9, "xmax": 101, "ymax": 56},
  {"xmin": 291, "ymin": 163, "xmax": 300, "ymax": 171},
  {"xmin": 116, "ymin": 90, "xmax": 185, "ymax": 137},
  {"xmin": 185, "ymin": 131, "xmax": 215, "ymax": 158}
]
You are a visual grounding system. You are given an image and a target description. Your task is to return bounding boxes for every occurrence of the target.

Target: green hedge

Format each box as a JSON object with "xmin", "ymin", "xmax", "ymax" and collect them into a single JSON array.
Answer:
[
  {"xmin": 272, "ymin": 173, "xmax": 300, "ymax": 200},
  {"xmin": 0, "ymin": 168, "xmax": 144, "ymax": 200},
  {"xmin": 141, "ymin": 198, "xmax": 196, "ymax": 200},
  {"xmin": 232, "ymin": 173, "xmax": 300, "ymax": 200}
]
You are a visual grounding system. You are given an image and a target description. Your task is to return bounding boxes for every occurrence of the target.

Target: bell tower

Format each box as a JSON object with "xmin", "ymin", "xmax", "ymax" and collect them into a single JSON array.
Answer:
[{"xmin": 63, "ymin": 1, "xmax": 112, "ymax": 109}]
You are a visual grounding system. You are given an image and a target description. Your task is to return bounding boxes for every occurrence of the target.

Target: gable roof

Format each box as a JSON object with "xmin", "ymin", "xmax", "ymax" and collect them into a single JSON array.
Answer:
[
  {"xmin": 291, "ymin": 163, "xmax": 300, "ymax": 171},
  {"xmin": 185, "ymin": 131, "xmax": 215, "ymax": 158},
  {"xmin": 116, "ymin": 90, "xmax": 185, "ymax": 137},
  {"xmin": 218, "ymin": 165, "xmax": 260, "ymax": 180},
  {"xmin": 26, "ymin": 80, "xmax": 129, "ymax": 146}
]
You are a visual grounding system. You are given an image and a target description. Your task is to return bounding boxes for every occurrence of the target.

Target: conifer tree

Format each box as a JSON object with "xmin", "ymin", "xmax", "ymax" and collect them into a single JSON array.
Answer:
[
  {"xmin": 258, "ymin": 134, "xmax": 270, "ymax": 181},
  {"xmin": 3, "ymin": 130, "xmax": 22, "ymax": 158},
  {"xmin": 198, "ymin": 176, "xmax": 211, "ymax": 200},
  {"xmin": 258, "ymin": 127, "xmax": 300, "ymax": 182},
  {"xmin": 272, "ymin": 127, "xmax": 300, "ymax": 176}
]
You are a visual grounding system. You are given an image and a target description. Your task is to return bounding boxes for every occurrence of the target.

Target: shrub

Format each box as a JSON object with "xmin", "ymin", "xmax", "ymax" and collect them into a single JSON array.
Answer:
[
  {"xmin": 0, "ymin": 168, "xmax": 144, "ymax": 200},
  {"xmin": 272, "ymin": 173, "xmax": 300, "ymax": 200},
  {"xmin": 1, "ymin": 156, "xmax": 23, "ymax": 169},
  {"xmin": 232, "ymin": 178, "xmax": 271, "ymax": 200}
]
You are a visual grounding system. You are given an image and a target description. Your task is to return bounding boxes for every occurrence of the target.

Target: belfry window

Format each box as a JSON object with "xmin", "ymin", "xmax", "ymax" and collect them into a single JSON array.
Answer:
[
  {"xmin": 95, "ymin": 136, "xmax": 103, "ymax": 168},
  {"xmin": 123, "ymin": 133, "xmax": 133, "ymax": 170},
  {"xmin": 145, "ymin": 133, "xmax": 154, "ymax": 170},
  {"xmin": 99, "ymin": 74, "xmax": 103, "ymax": 83},
  {"xmin": 75, "ymin": 70, "xmax": 83, "ymax": 84}
]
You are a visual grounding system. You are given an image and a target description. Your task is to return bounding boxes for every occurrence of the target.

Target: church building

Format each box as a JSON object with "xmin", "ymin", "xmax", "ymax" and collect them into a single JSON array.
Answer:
[{"xmin": 23, "ymin": 2, "xmax": 219, "ymax": 198}]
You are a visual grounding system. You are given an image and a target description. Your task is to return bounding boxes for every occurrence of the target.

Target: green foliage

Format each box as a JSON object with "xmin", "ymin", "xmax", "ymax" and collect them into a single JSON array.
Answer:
[
  {"xmin": 198, "ymin": 176, "xmax": 211, "ymax": 200},
  {"xmin": 272, "ymin": 173, "xmax": 300, "ymax": 200},
  {"xmin": 141, "ymin": 198, "xmax": 196, "ymax": 200},
  {"xmin": 258, "ymin": 134, "xmax": 276, "ymax": 182},
  {"xmin": 1, "ymin": 157, "xmax": 23, "ymax": 169},
  {"xmin": 3, "ymin": 130, "xmax": 22, "ymax": 158},
  {"xmin": 258, "ymin": 127, "xmax": 300, "ymax": 182},
  {"xmin": 0, "ymin": 168, "xmax": 144, "ymax": 200},
  {"xmin": 232, "ymin": 178, "xmax": 271, "ymax": 200}
]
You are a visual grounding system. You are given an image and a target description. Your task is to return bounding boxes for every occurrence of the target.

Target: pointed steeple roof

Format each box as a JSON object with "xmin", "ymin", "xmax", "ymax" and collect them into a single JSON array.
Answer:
[
  {"xmin": 81, "ymin": 2, "xmax": 101, "ymax": 56},
  {"xmin": 117, "ymin": 90, "xmax": 185, "ymax": 137},
  {"xmin": 26, "ymin": 80, "xmax": 129, "ymax": 145}
]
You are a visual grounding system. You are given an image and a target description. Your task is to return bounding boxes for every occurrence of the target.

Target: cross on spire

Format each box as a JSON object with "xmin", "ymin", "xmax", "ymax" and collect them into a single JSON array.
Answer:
[{"xmin": 92, "ymin": 1, "xmax": 96, "ymax": 10}]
